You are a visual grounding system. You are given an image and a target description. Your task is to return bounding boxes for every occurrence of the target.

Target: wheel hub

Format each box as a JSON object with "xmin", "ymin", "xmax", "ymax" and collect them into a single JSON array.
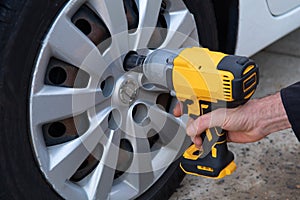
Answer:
[{"xmin": 118, "ymin": 78, "xmax": 139, "ymax": 104}]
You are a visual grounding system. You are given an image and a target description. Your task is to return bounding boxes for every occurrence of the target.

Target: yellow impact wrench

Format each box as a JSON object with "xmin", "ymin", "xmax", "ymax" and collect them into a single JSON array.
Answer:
[{"xmin": 124, "ymin": 47, "xmax": 259, "ymax": 179}]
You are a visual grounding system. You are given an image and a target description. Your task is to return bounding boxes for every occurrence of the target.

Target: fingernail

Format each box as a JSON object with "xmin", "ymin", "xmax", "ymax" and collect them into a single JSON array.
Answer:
[{"xmin": 172, "ymin": 108, "xmax": 177, "ymax": 114}]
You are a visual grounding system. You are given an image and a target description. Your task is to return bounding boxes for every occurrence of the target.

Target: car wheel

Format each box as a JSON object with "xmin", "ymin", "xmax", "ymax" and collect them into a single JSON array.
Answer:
[{"xmin": 0, "ymin": 0, "xmax": 218, "ymax": 199}]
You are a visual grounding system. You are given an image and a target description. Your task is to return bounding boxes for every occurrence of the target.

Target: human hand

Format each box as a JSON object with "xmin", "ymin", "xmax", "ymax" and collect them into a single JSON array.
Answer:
[{"xmin": 173, "ymin": 93, "xmax": 291, "ymax": 149}]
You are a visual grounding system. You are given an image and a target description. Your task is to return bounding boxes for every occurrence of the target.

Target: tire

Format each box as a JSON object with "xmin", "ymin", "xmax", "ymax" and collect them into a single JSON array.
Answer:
[
  {"xmin": 184, "ymin": 0, "xmax": 219, "ymax": 50},
  {"xmin": 0, "ymin": 0, "xmax": 218, "ymax": 199}
]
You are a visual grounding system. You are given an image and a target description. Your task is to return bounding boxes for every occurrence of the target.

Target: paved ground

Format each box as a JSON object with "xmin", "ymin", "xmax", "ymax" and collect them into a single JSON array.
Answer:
[{"xmin": 170, "ymin": 28, "xmax": 300, "ymax": 200}]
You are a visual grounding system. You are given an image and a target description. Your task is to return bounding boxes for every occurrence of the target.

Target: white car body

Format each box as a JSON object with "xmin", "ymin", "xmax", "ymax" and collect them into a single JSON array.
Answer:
[{"xmin": 236, "ymin": 0, "xmax": 300, "ymax": 56}]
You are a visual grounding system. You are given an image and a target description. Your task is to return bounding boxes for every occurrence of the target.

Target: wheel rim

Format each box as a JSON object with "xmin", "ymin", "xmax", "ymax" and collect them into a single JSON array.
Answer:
[{"xmin": 29, "ymin": 0, "xmax": 199, "ymax": 199}]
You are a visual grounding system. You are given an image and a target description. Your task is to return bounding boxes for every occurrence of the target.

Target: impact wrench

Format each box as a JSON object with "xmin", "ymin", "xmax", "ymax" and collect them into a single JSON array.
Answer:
[{"xmin": 124, "ymin": 47, "xmax": 259, "ymax": 179}]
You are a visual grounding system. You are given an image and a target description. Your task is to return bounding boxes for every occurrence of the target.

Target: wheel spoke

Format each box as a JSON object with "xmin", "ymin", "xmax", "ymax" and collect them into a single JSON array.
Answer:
[
  {"xmin": 47, "ymin": 139, "xmax": 90, "ymax": 189},
  {"xmin": 129, "ymin": 0, "xmax": 162, "ymax": 49},
  {"xmin": 58, "ymin": 182, "xmax": 88, "ymax": 200},
  {"xmin": 146, "ymin": 104, "xmax": 168, "ymax": 132},
  {"xmin": 47, "ymin": 15, "xmax": 96, "ymax": 67},
  {"xmin": 89, "ymin": 0, "xmax": 128, "ymax": 35},
  {"xmin": 147, "ymin": 104, "xmax": 184, "ymax": 146},
  {"xmin": 83, "ymin": 130, "xmax": 121, "ymax": 200},
  {"xmin": 47, "ymin": 119, "xmax": 105, "ymax": 189},
  {"xmin": 136, "ymin": 0, "xmax": 163, "ymax": 34},
  {"xmin": 123, "ymin": 105, "xmax": 153, "ymax": 139},
  {"xmin": 161, "ymin": 11, "xmax": 197, "ymax": 48},
  {"xmin": 80, "ymin": 47, "xmax": 109, "ymax": 80},
  {"xmin": 102, "ymin": 38, "xmax": 127, "ymax": 69},
  {"xmin": 124, "ymin": 102, "xmax": 185, "ymax": 146},
  {"xmin": 31, "ymin": 86, "xmax": 105, "ymax": 125},
  {"xmin": 89, "ymin": 0, "xmax": 129, "ymax": 66},
  {"xmin": 137, "ymin": 90, "xmax": 160, "ymax": 104},
  {"xmin": 121, "ymin": 136, "xmax": 154, "ymax": 193}
]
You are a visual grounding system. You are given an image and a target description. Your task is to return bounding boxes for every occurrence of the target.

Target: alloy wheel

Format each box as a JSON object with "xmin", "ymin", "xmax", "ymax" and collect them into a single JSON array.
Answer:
[{"xmin": 29, "ymin": 0, "xmax": 198, "ymax": 199}]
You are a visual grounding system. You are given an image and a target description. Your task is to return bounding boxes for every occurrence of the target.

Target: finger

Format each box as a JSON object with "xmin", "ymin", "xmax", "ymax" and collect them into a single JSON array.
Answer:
[
  {"xmin": 188, "ymin": 108, "xmax": 227, "ymax": 136},
  {"xmin": 173, "ymin": 102, "xmax": 183, "ymax": 117},
  {"xmin": 186, "ymin": 118, "xmax": 196, "ymax": 137},
  {"xmin": 186, "ymin": 114, "xmax": 210, "ymax": 137},
  {"xmin": 192, "ymin": 135, "xmax": 202, "ymax": 149}
]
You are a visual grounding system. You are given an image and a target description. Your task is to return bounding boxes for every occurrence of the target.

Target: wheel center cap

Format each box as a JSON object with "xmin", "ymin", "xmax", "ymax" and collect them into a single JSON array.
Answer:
[{"xmin": 119, "ymin": 79, "xmax": 139, "ymax": 104}]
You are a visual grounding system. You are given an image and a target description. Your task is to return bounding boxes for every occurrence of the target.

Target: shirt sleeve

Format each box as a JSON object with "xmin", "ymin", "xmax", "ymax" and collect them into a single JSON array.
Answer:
[{"xmin": 280, "ymin": 82, "xmax": 300, "ymax": 141}]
